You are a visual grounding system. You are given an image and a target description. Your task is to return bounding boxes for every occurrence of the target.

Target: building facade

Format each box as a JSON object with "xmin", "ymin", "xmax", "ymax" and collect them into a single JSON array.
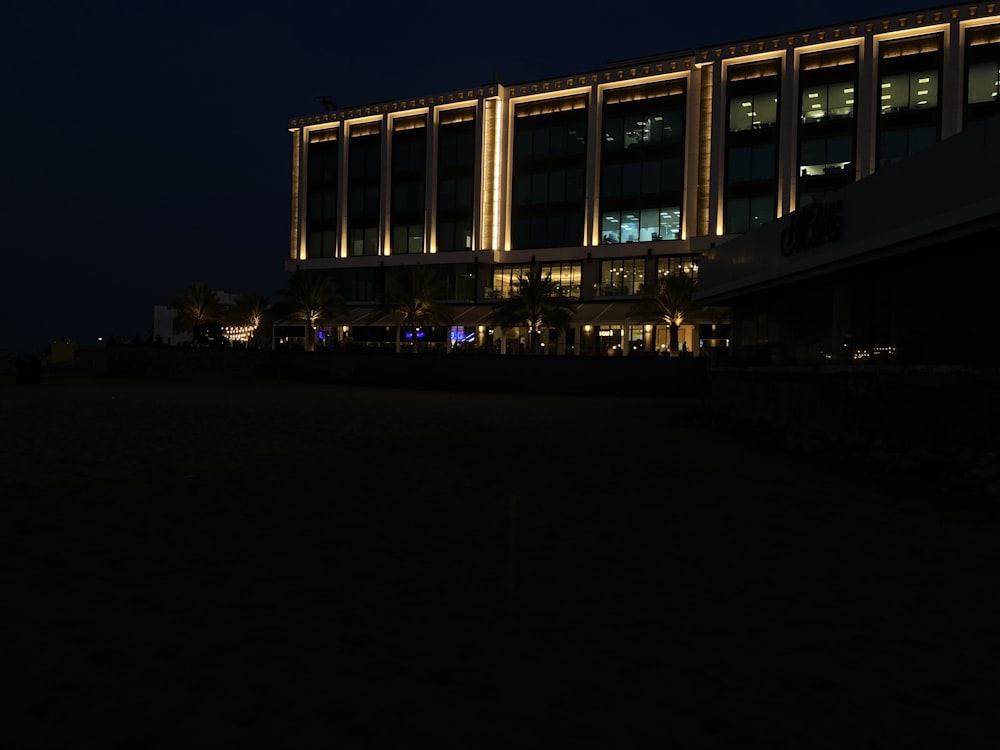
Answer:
[{"xmin": 286, "ymin": 3, "xmax": 1000, "ymax": 356}]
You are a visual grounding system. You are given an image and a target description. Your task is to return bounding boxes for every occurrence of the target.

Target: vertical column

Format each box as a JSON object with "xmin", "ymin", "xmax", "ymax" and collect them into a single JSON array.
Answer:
[
  {"xmin": 339, "ymin": 126, "xmax": 350, "ymax": 258},
  {"xmin": 856, "ymin": 35, "xmax": 878, "ymax": 180},
  {"xmin": 779, "ymin": 48, "xmax": 798, "ymax": 218},
  {"xmin": 708, "ymin": 61, "xmax": 726, "ymax": 237},
  {"xmin": 586, "ymin": 83, "xmax": 602, "ymax": 247},
  {"xmin": 941, "ymin": 18, "xmax": 964, "ymax": 139},
  {"xmin": 693, "ymin": 62, "xmax": 715, "ymax": 238},
  {"xmin": 290, "ymin": 128, "xmax": 304, "ymax": 261},
  {"xmin": 427, "ymin": 108, "xmax": 438, "ymax": 254},
  {"xmin": 380, "ymin": 115, "xmax": 391, "ymax": 256},
  {"xmin": 480, "ymin": 94, "xmax": 504, "ymax": 252}
]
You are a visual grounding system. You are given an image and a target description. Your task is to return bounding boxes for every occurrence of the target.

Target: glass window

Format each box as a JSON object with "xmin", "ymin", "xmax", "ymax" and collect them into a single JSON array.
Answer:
[
  {"xmin": 879, "ymin": 126, "xmax": 936, "ymax": 168},
  {"xmin": 728, "ymin": 147, "xmax": 752, "ymax": 182},
  {"xmin": 307, "ymin": 229, "xmax": 338, "ymax": 259},
  {"xmin": 620, "ymin": 213, "xmax": 639, "ymax": 243},
  {"xmin": 656, "ymin": 255, "xmax": 700, "ymax": 282},
  {"xmin": 540, "ymin": 262, "xmax": 581, "ymax": 298},
  {"xmin": 726, "ymin": 196, "xmax": 774, "ymax": 234},
  {"xmin": 880, "ymin": 70, "xmax": 938, "ymax": 114},
  {"xmin": 601, "ymin": 206, "xmax": 680, "ymax": 244},
  {"xmin": 968, "ymin": 61, "xmax": 1000, "ymax": 104},
  {"xmin": 598, "ymin": 258, "xmax": 645, "ymax": 296},
  {"xmin": 621, "ymin": 163, "xmax": 641, "ymax": 196},
  {"xmin": 437, "ymin": 220, "xmax": 472, "ymax": 253},
  {"xmin": 349, "ymin": 226, "xmax": 379, "ymax": 256},
  {"xmin": 549, "ymin": 171, "xmax": 566, "ymax": 202},
  {"xmin": 729, "ymin": 91, "xmax": 778, "ymax": 131},
  {"xmin": 392, "ymin": 223, "xmax": 423, "ymax": 254},
  {"xmin": 801, "ymin": 82, "xmax": 855, "ymax": 122},
  {"xmin": 602, "ymin": 164, "xmax": 622, "ymax": 197},
  {"xmin": 727, "ymin": 145, "xmax": 774, "ymax": 182},
  {"xmin": 801, "ymin": 85, "xmax": 829, "ymax": 122},
  {"xmin": 531, "ymin": 173, "xmax": 548, "ymax": 204},
  {"xmin": 799, "ymin": 136, "xmax": 854, "ymax": 177},
  {"xmin": 490, "ymin": 264, "xmax": 533, "ymax": 298},
  {"xmin": 829, "ymin": 83, "xmax": 856, "ymax": 118}
]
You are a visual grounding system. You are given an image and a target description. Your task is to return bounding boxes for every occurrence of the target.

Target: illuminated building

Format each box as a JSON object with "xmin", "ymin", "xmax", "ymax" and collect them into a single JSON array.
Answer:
[{"xmin": 286, "ymin": 3, "xmax": 1000, "ymax": 358}]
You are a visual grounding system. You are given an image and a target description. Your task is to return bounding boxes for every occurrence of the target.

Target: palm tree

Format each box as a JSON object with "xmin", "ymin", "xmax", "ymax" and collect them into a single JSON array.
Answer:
[
  {"xmin": 279, "ymin": 269, "xmax": 347, "ymax": 351},
  {"xmin": 628, "ymin": 270, "xmax": 704, "ymax": 356},
  {"xmin": 491, "ymin": 268, "xmax": 576, "ymax": 355},
  {"xmin": 172, "ymin": 281, "xmax": 225, "ymax": 333},
  {"xmin": 370, "ymin": 264, "xmax": 454, "ymax": 353},
  {"xmin": 231, "ymin": 293, "xmax": 269, "ymax": 348}
]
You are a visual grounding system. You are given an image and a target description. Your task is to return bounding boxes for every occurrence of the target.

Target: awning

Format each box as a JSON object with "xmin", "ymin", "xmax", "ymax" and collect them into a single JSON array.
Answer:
[
  {"xmin": 339, "ymin": 307, "xmax": 388, "ymax": 325},
  {"xmin": 572, "ymin": 301, "xmax": 640, "ymax": 324},
  {"xmin": 451, "ymin": 305, "xmax": 497, "ymax": 326}
]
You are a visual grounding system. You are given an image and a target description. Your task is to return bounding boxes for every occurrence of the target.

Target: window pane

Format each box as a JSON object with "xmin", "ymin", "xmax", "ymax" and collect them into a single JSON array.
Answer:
[
  {"xmin": 800, "ymin": 139, "xmax": 825, "ymax": 176},
  {"xmin": 601, "ymin": 212, "xmax": 621, "ymax": 244},
  {"xmin": 660, "ymin": 158, "xmax": 682, "ymax": 192},
  {"xmin": 393, "ymin": 225, "xmax": 407, "ymax": 252},
  {"xmin": 640, "ymin": 208, "xmax": 660, "ymax": 241},
  {"xmin": 728, "ymin": 147, "xmax": 752, "ymax": 182},
  {"xmin": 910, "ymin": 70, "xmax": 938, "ymax": 109},
  {"xmin": 620, "ymin": 213, "xmax": 639, "ymax": 243},
  {"xmin": 531, "ymin": 173, "xmax": 548, "ymax": 204},
  {"xmin": 828, "ymin": 136, "xmax": 853, "ymax": 165},
  {"xmin": 880, "ymin": 129, "xmax": 908, "ymax": 167},
  {"xmin": 455, "ymin": 178, "xmax": 472, "ymax": 208},
  {"xmin": 621, "ymin": 163, "xmax": 641, "ymax": 195},
  {"xmin": 550, "ymin": 124, "xmax": 567, "ymax": 155},
  {"xmin": 726, "ymin": 198, "xmax": 749, "ymax": 234},
  {"xmin": 751, "ymin": 144, "xmax": 775, "ymax": 180},
  {"xmin": 749, "ymin": 196, "xmax": 774, "ymax": 228},
  {"xmin": 513, "ymin": 174, "xmax": 531, "ymax": 206},
  {"xmin": 660, "ymin": 207, "xmax": 681, "ymax": 241},
  {"xmin": 729, "ymin": 97, "xmax": 754, "ymax": 132},
  {"xmin": 641, "ymin": 161, "xmax": 660, "ymax": 194},
  {"xmin": 968, "ymin": 61, "xmax": 1000, "ymax": 104},
  {"xmin": 533, "ymin": 128, "xmax": 549, "ymax": 156},
  {"xmin": 801, "ymin": 85, "xmax": 828, "ymax": 122},
  {"xmin": 514, "ymin": 130, "xmax": 533, "ymax": 158},
  {"xmin": 408, "ymin": 225, "xmax": 424, "ymax": 254},
  {"xmin": 549, "ymin": 171, "xmax": 566, "ymax": 202},
  {"xmin": 661, "ymin": 109, "xmax": 683, "ymax": 143},
  {"xmin": 602, "ymin": 163, "xmax": 622, "ymax": 197},
  {"xmin": 323, "ymin": 193, "xmax": 337, "ymax": 218},
  {"xmin": 829, "ymin": 82, "xmax": 855, "ymax": 118},
  {"xmin": 604, "ymin": 116, "xmax": 624, "ymax": 151},
  {"xmin": 753, "ymin": 93, "xmax": 778, "ymax": 128},
  {"xmin": 880, "ymin": 73, "xmax": 909, "ymax": 114}
]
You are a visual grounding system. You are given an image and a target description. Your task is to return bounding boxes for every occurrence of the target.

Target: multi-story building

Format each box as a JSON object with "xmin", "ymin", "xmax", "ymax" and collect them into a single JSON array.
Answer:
[{"xmin": 286, "ymin": 3, "xmax": 1000, "ymax": 356}]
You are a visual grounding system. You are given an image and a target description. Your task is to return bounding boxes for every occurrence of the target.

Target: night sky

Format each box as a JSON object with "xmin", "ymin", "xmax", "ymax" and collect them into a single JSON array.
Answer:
[{"xmin": 2, "ymin": 1, "xmax": 919, "ymax": 355}]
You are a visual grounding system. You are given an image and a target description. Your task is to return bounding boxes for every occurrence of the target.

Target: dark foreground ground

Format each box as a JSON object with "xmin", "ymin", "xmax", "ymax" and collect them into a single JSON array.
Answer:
[{"xmin": 4, "ymin": 373, "xmax": 998, "ymax": 747}]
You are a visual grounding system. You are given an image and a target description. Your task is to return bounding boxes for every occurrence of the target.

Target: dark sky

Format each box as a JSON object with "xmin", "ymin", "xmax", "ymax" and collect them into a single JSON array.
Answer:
[{"xmin": 1, "ymin": 1, "xmax": 920, "ymax": 354}]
